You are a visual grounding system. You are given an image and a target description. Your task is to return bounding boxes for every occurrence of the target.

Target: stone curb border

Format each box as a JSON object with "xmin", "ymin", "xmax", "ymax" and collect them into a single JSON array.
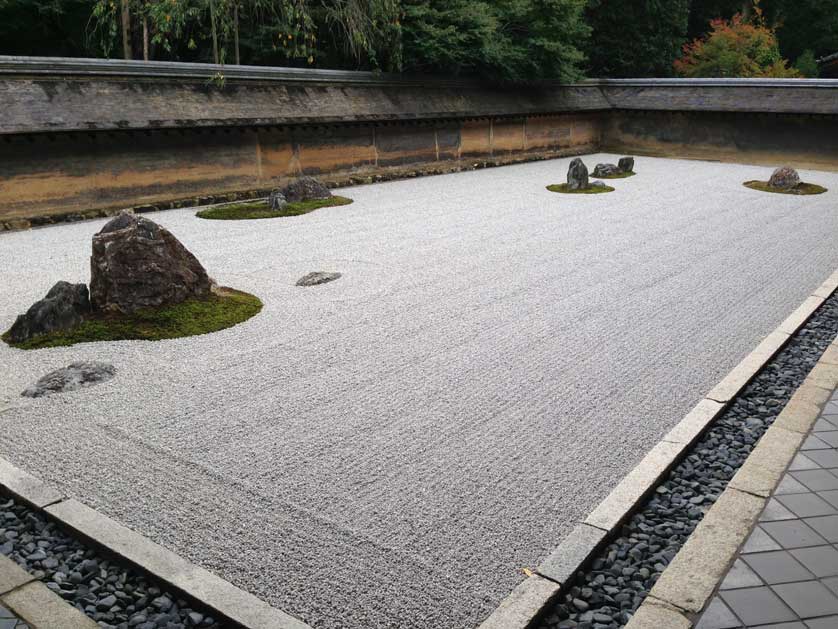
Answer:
[
  {"xmin": 625, "ymin": 336, "xmax": 838, "ymax": 627},
  {"xmin": 0, "ymin": 552, "xmax": 99, "ymax": 628},
  {"xmin": 478, "ymin": 268, "xmax": 838, "ymax": 629},
  {"xmin": 0, "ymin": 461, "xmax": 312, "ymax": 629}
]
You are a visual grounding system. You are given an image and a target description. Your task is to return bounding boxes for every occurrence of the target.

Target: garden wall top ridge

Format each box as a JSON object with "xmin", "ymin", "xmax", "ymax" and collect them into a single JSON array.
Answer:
[{"xmin": 0, "ymin": 56, "xmax": 836, "ymax": 136}]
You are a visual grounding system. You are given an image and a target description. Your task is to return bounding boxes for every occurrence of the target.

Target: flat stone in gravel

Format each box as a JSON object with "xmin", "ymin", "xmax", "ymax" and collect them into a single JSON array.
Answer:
[
  {"xmin": 296, "ymin": 272, "xmax": 342, "ymax": 287},
  {"xmin": 21, "ymin": 362, "xmax": 116, "ymax": 398}
]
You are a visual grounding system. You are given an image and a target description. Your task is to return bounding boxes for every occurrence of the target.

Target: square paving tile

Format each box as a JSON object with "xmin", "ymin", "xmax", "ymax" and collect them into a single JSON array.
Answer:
[
  {"xmin": 790, "ymin": 454, "xmax": 823, "ymax": 472},
  {"xmin": 773, "ymin": 580, "xmax": 838, "ymax": 618},
  {"xmin": 744, "ymin": 526, "xmax": 783, "ymax": 553},
  {"xmin": 803, "ymin": 435, "xmax": 833, "ymax": 450},
  {"xmin": 695, "ymin": 597, "xmax": 742, "ymax": 629},
  {"xmin": 815, "ymin": 418, "xmax": 838, "ymax": 432},
  {"xmin": 822, "ymin": 575, "xmax": 838, "ymax": 597},
  {"xmin": 761, "ymin": 520, "xmax": 829, "ymax": 549},
  {"xmin": 721, "ymin": 558, "xmax": 764, "ymax": 590},
  {"xmin": 792, "ymin": 470, "xmax": 838, "ymax": 492},
  {"xmin": 806, "ymin": 617, "xmax": 838, "ymax": 629},
  {"xmin": 721, "ymin": 586, "xmax": 797, "ymax": 626},
  {"xmin": 818, "ymin": 490, "xmax": 838, "ymax": 510},
  {"xmin": 777, "ymin": 494, "xmax": 838, "ymax": 518},
  {"xmin": 778, "ymin": 475, "xmax": 815, "ymax": 495},
  {"xmin": 807, "ymin": 450, "xmax": 838, "ymax": 469},
  {"xmin": 790, "ymin": 546, "xmax": 838, "ymax": 578},
  {"xmin": 744, "ymin": 551, "xmax": 815, "ymax": 584},
  {"xmin": 805, "ymin": 516, "xmax": 838, "ymax": 543},
  {"xmin": 754, "ymin": 623, "xmax": 806, "ymax": 629},
  {"xmin": 815, "ymin": 432, "xmax": 838, "ymax": 448},
  {"xmin": 762, "ymin": 499, "xmax": 800, "ymax": 522}
]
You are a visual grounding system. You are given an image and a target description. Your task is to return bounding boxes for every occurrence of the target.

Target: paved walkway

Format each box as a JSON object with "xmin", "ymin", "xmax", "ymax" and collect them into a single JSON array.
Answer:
[
  {"xmin": 699, "ymin": 393, "xmax": 838, "ymax": 628},
  {"xmin": 0, "ymin": 604, "xmax": 28, "ymax": 629}
]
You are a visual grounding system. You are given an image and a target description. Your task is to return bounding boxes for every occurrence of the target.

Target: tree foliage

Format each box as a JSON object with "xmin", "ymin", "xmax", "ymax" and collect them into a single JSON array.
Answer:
[
  {"xmin": 401, "ymin": 0, "xmax": 589, "ymax": 81},
  {"xmin": 674, "ymin": 8, "xmax": 800, "ymax": 77},
  {"xmin": 586, "ymin": 0, "xmax": 691, "ymax": 78}
]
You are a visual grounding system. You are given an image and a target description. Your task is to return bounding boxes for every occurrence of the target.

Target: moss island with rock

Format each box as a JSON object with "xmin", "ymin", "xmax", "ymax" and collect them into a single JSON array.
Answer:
[
  {"xmin": 197, "ymin": 176, "xmax": 353, "ymax": 220},
  {"xmin": 3, "ymin": 211, "xmax": 262, "ymax": 350},
  {"xmin": 744, "ymin": 166, "xmax": 827, "ymax": 196},
  {"xmin": 547, "ymin": 157, "xmax": 618, "ymax": 194}
]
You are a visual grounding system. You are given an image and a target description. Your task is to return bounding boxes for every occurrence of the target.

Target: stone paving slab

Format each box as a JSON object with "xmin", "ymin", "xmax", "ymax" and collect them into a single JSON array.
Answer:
[{"xmin": 697, "ymin": 389, "xmax": 838, "ymax": 629}]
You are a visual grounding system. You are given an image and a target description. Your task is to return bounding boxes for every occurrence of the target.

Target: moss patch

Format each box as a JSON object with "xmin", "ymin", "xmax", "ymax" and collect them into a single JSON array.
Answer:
[
  {"xmin": 743, "ymin": 181, "xmax": 827, "ymax": 195},
  {"xmin": 547, "ymin": 183, "xmax": 615, "ymax": 194},
  {"xmin": 3, "ymin": 288, "xmax": 262, "ymax": 350},
  {"xmin": 596, "ymin": 171, "xmax": 636, "ymax": 180},
  {"xmin": 196, "ymin": 196, "xmax": 353, "ymax": 220}
]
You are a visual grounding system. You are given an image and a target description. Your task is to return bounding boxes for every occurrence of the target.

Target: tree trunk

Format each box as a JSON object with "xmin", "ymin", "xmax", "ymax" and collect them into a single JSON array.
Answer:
[
  {"xmin": 234, "ymin": 3, "xmax": 240, "ymax": 65},
  {"xmin": 143, "ymin": 15, "xmax": 149, "ymax": 61},
  {"xmin": 121, "ymin": 0, "xmax": 132, "ymax": 60},
  {"xmin": 210, "ymin": 0, "xmax": 220, "ymax": 64}
]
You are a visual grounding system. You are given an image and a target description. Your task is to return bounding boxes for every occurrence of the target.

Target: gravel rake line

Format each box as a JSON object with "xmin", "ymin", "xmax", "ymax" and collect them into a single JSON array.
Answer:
[
  {"xmin": 535, "ymin": 291, "xmax": 838, "ymax": 629},
  {"xmin": 0, "ymin": 493, "xmax": 225, "ymax": 629}
]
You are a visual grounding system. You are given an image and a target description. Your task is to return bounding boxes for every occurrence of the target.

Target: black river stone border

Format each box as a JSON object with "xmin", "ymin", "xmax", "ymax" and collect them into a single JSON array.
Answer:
[{"xmin": 0, "ymin": 492, "xmax": 226, "ymax": 629}]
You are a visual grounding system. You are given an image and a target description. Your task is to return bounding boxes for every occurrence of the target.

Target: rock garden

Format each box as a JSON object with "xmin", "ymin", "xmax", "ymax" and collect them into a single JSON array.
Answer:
[
  {"xmin": 196, "ymin": 176, "xmax": 352, "ymax": 220},
  {"xmin": 2, "ymin": 211, "xmax": 261, "ymax": 350},
  {"xmin": 547, "ymin": 157, "xmax": 628, "ymax": 194},
  {"xmin": 744, "ymin": 166, "xmax": 828, "ymax": 195}
]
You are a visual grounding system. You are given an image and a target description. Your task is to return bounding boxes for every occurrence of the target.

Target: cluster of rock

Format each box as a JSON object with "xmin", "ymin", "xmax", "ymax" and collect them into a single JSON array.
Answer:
[
  {"xmin": 6, "ymin": 211, "xmax": 213, "ymax": 344},
  {"xmin": 268, "ymin": 176, "xmax": 332, "ymax": 210},
  {"xmin": 568, "ymin": 158, "xmax": 618, "ymax": 191},
  {"xmin": 768, "ymin": 166, "xmax": 801, "ymax": 190},
  {"xmin": 592, "ymin": 156, "xmax": 635, "ymax": 178}
]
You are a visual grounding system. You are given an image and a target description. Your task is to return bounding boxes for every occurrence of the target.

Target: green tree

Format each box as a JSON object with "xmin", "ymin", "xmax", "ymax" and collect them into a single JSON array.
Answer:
[
  {"xmin": 793, "ymin": 49, "xmax": 819, "ymax": 78},
  {"xmin": 0, "ymin": 0, "xmax": 92, "ymax": 57},
  {"xmin": 761, "ymin": 0, "xmax": 838, "ymax": 63},
  {"xmin": 586, "ymin": 0, "xmax": 691, "ymax": 78},
  {"xmin": 401, "ymin": 0, "xmax": 588, "ymax": 81}
]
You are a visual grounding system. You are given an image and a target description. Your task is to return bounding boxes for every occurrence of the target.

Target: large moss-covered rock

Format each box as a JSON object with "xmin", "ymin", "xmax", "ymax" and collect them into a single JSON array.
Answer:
[
  {"xmin": 90, "ymin": 211, "xmax": 211, "ymax": 314},
  {"xmin": 5, "ymin": 281, "xmax": 91, "ymax": 343}
]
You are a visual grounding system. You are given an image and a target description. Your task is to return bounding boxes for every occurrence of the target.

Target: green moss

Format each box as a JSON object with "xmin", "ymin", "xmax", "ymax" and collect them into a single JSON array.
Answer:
[
  {"xmin": 2, "ymin": 288, "xmax": 262, "ymax": 350},
  {"xmin": 196, "ymin": 196, "xmax": 353, "ymax": 220},
  {"xmin": 546, "ymin": 183, "xmax": 615, "ymax": 194},
  {"xmin": 743, "ymin": 181, "xmax": 827, "ymax": 195},
  {"xmin": 596, "ymin": 170, "xmax": 636, "ymax": 179}
]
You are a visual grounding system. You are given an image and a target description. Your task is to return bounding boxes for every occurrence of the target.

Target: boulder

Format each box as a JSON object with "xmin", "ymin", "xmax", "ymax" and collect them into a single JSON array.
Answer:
[
  {"xmin": 567, "ymin": 158, "xmax": 589, "ymax": 190},
  {"xmin": 5, "ymin": 281, "xmax": 91, "ymax": 343},
  {"xmin": 769, "ymin": 166, "xmax": 800, "ymax": 189},
  {"xmin": 22, "ymin": 361, "xmax": 116, "ymax": 398},
  {"xmin": 592, "ymin": 163, "xmax": 621, "ymax": 178},
  {"xmin": 618, "ymin": 156, "xmax": 635, "ymax": 173},
  {"xmin": 282, "ymin": 176, "xmax": 332, "ymax": 203},
  {"xmin": 268, "ymin": 189, "xmax": 287, "ymax": 210},
  {"xmin": 296, "ymin": 271, "xmax": 342, "ymax": 287},
  {"xmin": 590, "ymin": 180, "xmax": 609, "ymax": 189},
  {"xmin": 90, "ymin": 211, "xmax": 212, "ymax": 314}
]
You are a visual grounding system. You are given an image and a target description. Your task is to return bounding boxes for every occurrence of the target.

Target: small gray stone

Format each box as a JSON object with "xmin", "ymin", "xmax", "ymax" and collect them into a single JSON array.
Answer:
[
  {"xmin": 592, "ymin": 163, "xmax": 620, "ymax": 178},
  {"xmin": 22, "ymin": 361, "xmax": 116, "ymax": 398},
  {"xmin": 267, "ymin": 189, "xmax": 287, "ymax": 211},
  {"xmin": 295, "ymin": 271, "xmax": 342, "ymax": 287},
  {"xmin": 590, "ymin": 180, "xmax": 608, "ymax": 189}
]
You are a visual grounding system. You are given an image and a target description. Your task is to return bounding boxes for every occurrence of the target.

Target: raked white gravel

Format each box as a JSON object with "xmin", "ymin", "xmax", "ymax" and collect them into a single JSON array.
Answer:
[{"xmin": 1, "ymin": 155, "xmax": 838, "ymax": 629}]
